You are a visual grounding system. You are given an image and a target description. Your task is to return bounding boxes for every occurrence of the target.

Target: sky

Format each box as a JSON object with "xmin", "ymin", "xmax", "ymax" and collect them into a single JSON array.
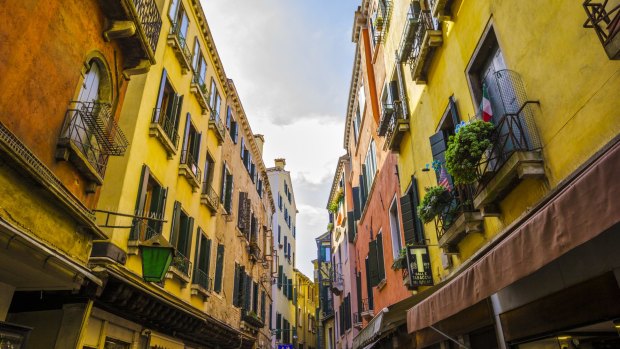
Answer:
[{"xmin": 201, "ymin": 1, "xmax": 360, "ymax": 277}]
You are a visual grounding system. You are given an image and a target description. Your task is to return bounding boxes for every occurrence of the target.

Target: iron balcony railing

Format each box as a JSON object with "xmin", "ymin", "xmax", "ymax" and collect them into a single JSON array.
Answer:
[
  {"xmin": 474, "ymin": 70, "xmax": 541, "ymax": 191},
  {"xmin": 209, "ymin": 109, "xmax": 226, "ymax": 139},
  {"xmin": 409, "ymin": 10, "xmax": 439, "ymax": 65},
  {"xmin": 59, "ymin": 101, "xmax": 128, "ymax": 177},
  {"xmin": 434, "ymin": 184, "xmax": 476, "ymax": 241},
  {"xmin": 180, "ymin": 149, "xmax": 202, "ymax": 183},
  {"xmin": 129, "ymin": 216, "xmax": 163, "ymax": 241},
  {"xmin": 372, "ymin": 0, "xmax": 393, "ymax": 45},
  {"xmin": 384, "ymin": 100, "xmax": 408, "ymax": 145},
  {"xmin": 151, "ymin": 107, "xmax": 180, "ymax": 149},
  {"xmin": 169, "ymin": 22, "xmax": 192, "ymax": 63},
  {"xmin": 192, "ymin": 73, "xmax": 209, "ymax": 96},
  {"xmin": 397, "ymin": 1, "xmax": 422, "ymax": 63},
  {"xmin": 583, "ymin": 0, "xmax": 620, "ymax": 49},
  {"xmin": 378, "ymin": 99, "xmax": 407, "ymax": 137},
  {"xmin": 192, "ymin": 268, "xmax": 212, "ymax": 291},
  {"xmin": 172, "ymin": 250, "xmax": 192, "ymax": 277},
  {"xmin": 201, "ymin": 183, "xmax": 220, "ymax": 209},
  {"xmin": 132, "ymin": 0, "xmax": 162, "ymax": 54}
]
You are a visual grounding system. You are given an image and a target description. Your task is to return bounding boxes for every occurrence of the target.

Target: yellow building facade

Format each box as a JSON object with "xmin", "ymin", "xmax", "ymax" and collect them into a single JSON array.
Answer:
[
  {"xmin": 294, "ymin": 269, "xmax": 318, "ymax": 349},
  {"xmin": 82, "ymin": 0, "xmax": 274, "ymax": 348},
  {"xmin": 364, "ymin": 0, "xmax": 620, "ymax": 348}
]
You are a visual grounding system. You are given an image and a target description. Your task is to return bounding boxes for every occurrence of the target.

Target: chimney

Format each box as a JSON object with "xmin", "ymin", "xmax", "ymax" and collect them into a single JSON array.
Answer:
[
  {"xmin": 254, "ymin": 134, "xmax": 265, "ymax": 155},
  {"xmin": 274, "ymin": 158, "xmax": 286, "ymax": 170}
]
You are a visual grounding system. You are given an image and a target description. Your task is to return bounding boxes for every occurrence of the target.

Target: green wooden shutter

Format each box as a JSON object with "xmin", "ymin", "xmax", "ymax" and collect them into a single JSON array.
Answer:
[
  {"xmin": 278, "ymin": 265, "xmax": 283, "ymax": 289},
  {"xmin": 233, "ymin": 264, "xmax": 240, "ymax": 307},
  {"xmin": 260, "ymin": 290, "xmax": 266, "ymax": 320},
  {"xmin": 154, "ymin": 69, "xmax": 168, "ymax": 120},
  {"xmin": 347, "ymin": 211, "xmax": 356, "ymax": 242},
  {"xmin": 411, "ymin": 176, "xmax": 425, "ymax": 243},
  {"xmin": 169, "ymin": 201, "xmax": 181, "ymax": 247},
  {"xmin": 238, "ymin": 266, "xmax": 245, "ymax": 306},
  {"xmin": 368, "ymin": 240, "xmax": 379, "ymax": 287},
  {"xmin": 252, "ymin": 281, "xmax": 259, "ymax": 313},
  {"xmin": 225, "ymin": 173, "xmax": 233, "ymax": 212},
  {"xmin": 352, "ymin": 186, "xmax": 361, "ymax": 220},
  {"xmin": 194, "ymin": 132, "xmax": 202, "ymax": 164},
  {"xmin": 276, "ymin": 313, "xmax": 281, "ymax": 340},
  {"xmin": 287, "ymin": 278, "xmax": 293, "ymax": 300},
  {"xmin": 131, "ymin": 165, "xmax": 150, "ymax": 240},
  {"xmin": 182, "ymin": 113, "xmax": 191, "ymax": 156},
  {"xmin": 356, "ymin": 272, "xmax": 362, "ymax": 312},
  {"xmin": 376, "ymin": 233, "xmax": 385, "ymax": 282},
  {"xmin": 148, "ymin": 184, "xmax": 166, "ymax": 235},
  {"xmin": 400, "ymin": 188, "xmax": 416, "ymax": 244},
  {"xmin": 214, "ymin": 244, "xmax": 224, "ymax": 293},
  {"xmin": 179, "ymin": 216, "xmax": 193, "ymax": 257},
  {"xmin": 244, "ymin": 273, "xmax": 252, "ymax": 310},
  {"xmin": 173, "ymin": 95, "xmax": 184, "ymax": 133}
]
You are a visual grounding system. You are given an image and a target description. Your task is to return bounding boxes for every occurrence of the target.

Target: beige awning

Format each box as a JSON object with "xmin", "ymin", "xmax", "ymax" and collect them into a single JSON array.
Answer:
[{"xmin": 408, "ymin": 137, "xmax": 620, "ymax": 333}]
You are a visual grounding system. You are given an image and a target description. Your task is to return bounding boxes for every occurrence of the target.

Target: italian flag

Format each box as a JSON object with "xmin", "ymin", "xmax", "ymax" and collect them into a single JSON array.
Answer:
[{"xmin": 481, "ymin": 84, "xmax": 493, "ymax": 122}]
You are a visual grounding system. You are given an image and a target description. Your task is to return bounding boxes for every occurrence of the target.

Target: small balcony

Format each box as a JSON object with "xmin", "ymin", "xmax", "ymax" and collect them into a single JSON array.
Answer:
[
  {"xmin": 191, "ymin": 268, "xmax": 212, "ymax": 298},
  {"xmin": 179, "ymin": 150, "xmax": 202, "ymax": 191},
  {"xmin": 361, "ymin": 298, "xmax": 374, "ymax": 320},
  {"xmin": 242, "ymin": 310, "xmax": 265, "ymax": 329},
  {"xmin": 372, "ymin": 0, "xmax": 393, "ymax": 46},
  {"xmin": 379, "ymin": 101, "xmax": 410, "ymax": 151},
  {"xmin": 201, "ymin": 183, "xmax": 220, "ymax": 213},
  {"xmin": 167, "ymin": 250, "xmax": 192, "ymax": 283},
  {"xmin": 408, "ymin": 11, "xmax": 443, "ymax": 84},
  {"xmin": 352, "ymin": 312, "xmax": 363, "ymax": 329},
  {"xmin": 149, "ymin": 108, "xmax": 180, "ymax": 158},
  {"xmin": 100, "ymin": 0, "xmax": 162, "ymax": 75},
  {"xmin": 429, "ymin": 0, "xmax": 453, "ymax": 21},
  {"xmin": 397, "ymin": 2, "xmax": 421, "ymax": 63},
  {"xmin": 583, "ymin": 0, "xmax": 620, "ymax": 59},
  {"xmin": 167, "ymin": 22, "xmax": 192, "ymax": 74},
  {"xmin": 56, "ymin": 102, "xmax": 128, "ymax": 189},
  {"xmin": 208, "ymin": 110, "xmax": 226, "ymax": 144},
  {"xmin": 190, "ymin": 73, "xmax": 210, "ymax": 114},
  {"xmin": 472, "ymin": 70, "xmax": 545, "ymax": 213},
  {"xmin": 329, "ymin": 264, "xmax": 344, "ymax": 296},
  {"xmin": 435, "ymin": 185, "xmax": 483, "ymax": 253},
  {"xmin": 249, "ymin": 240, "xmax": 261, "ymax": 261}
]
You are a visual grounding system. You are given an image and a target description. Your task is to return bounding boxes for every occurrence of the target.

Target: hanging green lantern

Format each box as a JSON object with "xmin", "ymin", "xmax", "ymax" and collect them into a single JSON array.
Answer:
[{"xmin": 138, "ymin": 234, "xmax": 175, "ymax": 282}]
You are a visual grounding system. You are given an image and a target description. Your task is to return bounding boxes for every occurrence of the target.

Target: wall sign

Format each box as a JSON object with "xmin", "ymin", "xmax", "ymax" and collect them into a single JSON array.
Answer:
[{"xmin": 406, "ymin": 245, "xmax": 433, "ymax": 287}]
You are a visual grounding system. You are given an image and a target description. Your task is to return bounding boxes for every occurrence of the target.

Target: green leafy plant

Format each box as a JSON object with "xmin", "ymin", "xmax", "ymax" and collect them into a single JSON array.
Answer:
[
  {"xmin": 392, "ymin": 247, "xmax": 408, "ymax": 270},
  {"xmin": 417, "ymin": 186, "xmax": 451, "ymax": 223},
  {"xmin": 445, "ymin": 120, "xmax": 495, "ymax": 185},
  {"xmin": 328, "ymin": 188, "xmax": 344, "ymax": 213},
  {"xmin": 327, "ymin": 223, "xmax": 334, "ymax": 232}
]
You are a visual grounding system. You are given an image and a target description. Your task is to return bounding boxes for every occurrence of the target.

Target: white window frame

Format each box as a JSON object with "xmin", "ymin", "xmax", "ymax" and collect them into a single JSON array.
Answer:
[{"xmin": 388, "ymin": 195, "xmax": 402, "ymax": 259}]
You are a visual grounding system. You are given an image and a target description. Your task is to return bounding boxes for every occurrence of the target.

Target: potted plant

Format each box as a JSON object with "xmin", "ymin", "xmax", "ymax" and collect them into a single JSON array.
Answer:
[
  {"xmin": 328, "ymin": 188, "xmax": 343, "ymax": 213},
  {"xmin": 445, "ymin": 120, "xmax": 495, "ymax": 185},
  {"xmin": 417, "ymin": 186, "xmax": 452, "ymax": 223},
  {"xmin": 392, "ymin": 247, "xmax": 408, "ymax": 270}
]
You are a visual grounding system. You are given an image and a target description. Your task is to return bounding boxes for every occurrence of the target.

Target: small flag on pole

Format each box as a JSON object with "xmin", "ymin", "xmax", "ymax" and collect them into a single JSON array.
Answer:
[
  {"xmin": 438, "ymin": 166, "xmax": 451, "ymax": 192},
  {"xmin": 481, "ymin": 84, "xmax": 493, "ymax": 122}
]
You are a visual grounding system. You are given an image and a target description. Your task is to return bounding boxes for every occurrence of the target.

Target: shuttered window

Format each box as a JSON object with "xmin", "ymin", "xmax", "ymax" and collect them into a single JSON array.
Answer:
[
  {"xmin": 233, "ymin": 264, "xmax": 240, "ymax": 307},
  {"xmin": 132, "ymin": 165, "xmax": 167, "ymax": 241},
  {"xmin": 367, "ymin": 233, "xmax": 386, "ymax": 287},
  {"xmin": 401, "ymin": 176, "xmax": 425, "ymax": 244}
]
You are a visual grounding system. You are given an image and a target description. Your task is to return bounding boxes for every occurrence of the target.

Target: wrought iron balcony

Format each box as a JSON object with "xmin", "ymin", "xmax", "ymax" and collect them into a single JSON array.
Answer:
[
  {"xmin": 170, "ymin": 250, "xmax": 192, "ymax": 281},
  {"xmin": 242, "ymin": 310, "xmax": 265, "ymax": 328},
  {"xmin": 397, "ymin": 1, "xmax": 422, "ymax": 63},
  {"xmin": 57, "ymin": 102, "xmax": 128, "ymax": 186},
  {"xmin": 150, "ymin": 108, "xmax": 180, "ymax": 157},
  {"xmin": 191, "ymin": 268, "xmax": 212, "ymax": 297},
  {"xmin": 408, "ymin": 10, "xmax": 443, "ymax": 84},
  {"xmin": 190, "ymin": 73, "xmax": 210, "ymax": 113},
  {"xmin": 249, "ymin": 240, "xmax": 262, "ymax": 261},
  {"xmin": 209, "ymin": 110, "xmax": 226, "ymax": 144},
  {"xmin": 329, "ymin": 263, "xmax": 345, "ymax": 295},
  {"xmin": 179, "ymin": 150, "xmax": 202, "ymax": 190},
  {"xmin": 129, "ymin": 217, "xmax": 163, "ymax": 242},
  {"xmin": 428, "ymin": 0, "xmax": 453, "ymax": 21},
  {"xmin": 473, "ymin": 70, "xmax": 545, "ymax": 212},
  {"xmin": 361, "ymin": 298, "xmax": 374, "ymax": 319},
  {"xmin": 382, "ymin": 100, "xmax": 410, "ymax": 151},
  {"xmin": 434, "ymin": 185, "xmax": 483, "ymax": 253},
  {"xmin": 372, "ymin": 0, "xmax": 393, "ymax": 46},
  {"xmin": 201, "ymin": 184, "xmax": 220, "ymax": 213},
  {"xmin": 167, "ymin": 22, "xmax": 193, "ymax": 74},
  {"xmin": 584, "ymin": 0, "xmax": 620, "ymax": 59},
  {"xmin": 99, "ymin": 0, "xmax": 162, "ymax": 75}
]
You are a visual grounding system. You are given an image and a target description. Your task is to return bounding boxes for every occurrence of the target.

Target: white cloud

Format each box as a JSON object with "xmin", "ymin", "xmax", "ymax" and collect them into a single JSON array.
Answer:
[{"xmin": 201, "ymin": 0, "xmax": 358, "ymax": 275}]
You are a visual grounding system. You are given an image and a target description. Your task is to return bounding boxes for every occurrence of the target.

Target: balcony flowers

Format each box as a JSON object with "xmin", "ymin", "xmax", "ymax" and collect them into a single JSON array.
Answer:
[
  {"xmin": 445, "ymin": 120, "xmax": 494, "ymax": 185},
  {"xmin": 417, "ymin": 186, "xmax": 451, "ymax": 223},
  {"xmin": 328, "ymin": 188, "xmax": 344, "ymax": 213}
]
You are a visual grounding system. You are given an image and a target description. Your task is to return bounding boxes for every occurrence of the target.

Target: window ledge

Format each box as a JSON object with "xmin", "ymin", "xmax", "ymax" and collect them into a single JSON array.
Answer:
[
  {"xmin": 190, "ymin": 284, "xmax": 211, "ymax": 299},
  {"xmin": 166, "ymin": 266, "xmax": 190, "ymax": 284},
  {"xmin": 149, "ymin": 122, "xmax": 178, "ymax": 159}
]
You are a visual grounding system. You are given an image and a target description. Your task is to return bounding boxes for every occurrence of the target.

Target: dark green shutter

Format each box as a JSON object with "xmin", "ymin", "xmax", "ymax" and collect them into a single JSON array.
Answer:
[
  {"xmin": 194, "ymin": 132, "xmax": 202, "ymax": 163},
  {"xmin": 356, "ymin": 272, "xmax": 363, "ymax": 313},
  {"xmin": 154, "ymin": 69, "xmax": 168, "ymax": 119},
  {"xmin": 400, "ymin": 190, "xmax": 415, "ymax": 244},
  {"xmin": 347, "ymin": 211, "xmax": 356, "ymax": 242},
  {"xmin": 368, "ymin": 240, "xmax": 379, "ymax": 287},
  {"xmin": 449, "ymin": 96, "xmax": 460, "ymax": 126},
  {"xmin": 252, "ymin": 281, "xmax": 258, "ymax": 313},
  {"xmin": 220, "ymin": 165, "xmax": 227, "ymax": 203},
  {"xmin": 169, "ymin": 201, "xmax": 181, "ymax": 247},
  {"xmin": 182, "ymin": 113, "xmax": 191, "ymax": 155},
  {"xmin": 287, "ymin": 278, "xmax": 293, "ymax": 301},
  {"xmin": 132, "ymin": 165, "xmax": 149, "ymax": 239},
  {"xmin": 352, "ymin": 186, "xmax": 361, "ymax": 220},
  {"xmin": 238, "ymin": 266, "xmax": 245, "ymax": 307},
  {"xmin": 276, "ymin": 313, "xmax": 281, "ymax": 339},
  {"xmin": 233, "ymin": 264, "xmax": 239, "ymax": 307},
  {"xmin": 376, "ymin": 233, "xmax": 385, "ymax": 282},
  {"xmin": 173, "ymin": 95, "xmax": 184, "ymax": 133},
  {"xmin": 411, "ymin": 176, "xmax": 425, "ymax": 243},
  {"xmin": 225, "ymin": 174, "xmax": 233, "ymax": 212},
  {"xmin": 278, "ymin": 266, "xmax": 283, "ymax": 289},
  {"xmin": 244, "ymin": 273, "xmax": 252, "ymax": 310},
  {"xmin": 214, "ymin": 244, "xmax": 224, "ymax": 293},
  {"xmin": 149, "ymin": 185, "xmax": 167, "ymax": 234}
]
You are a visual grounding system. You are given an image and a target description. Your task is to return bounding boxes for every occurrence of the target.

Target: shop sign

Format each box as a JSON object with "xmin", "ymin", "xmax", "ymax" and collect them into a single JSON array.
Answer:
[
  {"xmin": 406, "ymin": 245, "xmax": 433, "ymax": 287},
  {"xmin": 278, "ymin": 345, "xmax": 293, "ymax": 349}
]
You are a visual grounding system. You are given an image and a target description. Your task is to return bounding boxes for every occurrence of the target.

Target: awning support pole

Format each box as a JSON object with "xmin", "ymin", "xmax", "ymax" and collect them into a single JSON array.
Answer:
[{"xmin": 429, "ymin": 326, "xmax": 470, "ymax": 349}]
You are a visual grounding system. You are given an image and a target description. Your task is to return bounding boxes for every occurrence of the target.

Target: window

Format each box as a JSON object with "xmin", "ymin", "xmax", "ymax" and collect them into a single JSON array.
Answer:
[
  {"xmin": 180, "ymin": 114, "xmax": 201, "ymax": 178},
  {"xmin": 284, "ymin": 236, "xmax": 288, "ymax": 256},
  {"xmin": 363, "ymin": 140, "xmax": 378, "ymax": 191},
  {"xmin": 153, "ymin": 69, "xmax": 183, "ymax": 148},
  {"xmin": 170, "ymin": 202, "xmax": 194, "ymax": 275},
  {"xmin": 228, "ymin": 110, "xmax": 239, "ymax": 143},
  {"xmin": 220, "ymin": 163, "xmax": 233, "ymax": 213},
  {"xmin": 278, "ymin": 225, "xmax": 281, "ymax": 245},
  {"xmin": 233, "ymin": 264, "xmax": 245, "ymax": 307},
  {"xmin": 169, "ymin": 0, "xmax": 189, "ymax": 42},
  {"xmin": 203, "ymin": 152, "xmax": 215, "ymax": 188},
  {"xmin": 213, "ymin": 244, "xmax": 224, "ymax": 292},
  {"xmin": 389, "ymin": 197, "xmax": 403, "ymax": 259},
  {"xmin": 252, "ymin": 281, "xmax": 259, "ymax": 313},
  {"xmin": 367, "ymin": 232, "xmax": 386, "ymax": 287},
  {"xmin": 191, "ymin": 39, "xmax": 207, "ymax": 89},
  {"xmin": 193, "ymin": 229, "xmax": 211, "ymax": 289},
  {"xmin": 401, "ymin": 177, "xmax": 425, "ymax": 244},
  {"xmin": 240, "ymin": 137, "xmax": 245, "ymax": 159},
  {"xmin": 276, "ymin": 313, "xmax": 282, "ymax": 340},
  {"xmin": 209, "ymin": 78, "xmax": 221, "ymax": 120},
  {"xmin": 131, "ymin": 165, "xmax": 167, "ymax": 241}
]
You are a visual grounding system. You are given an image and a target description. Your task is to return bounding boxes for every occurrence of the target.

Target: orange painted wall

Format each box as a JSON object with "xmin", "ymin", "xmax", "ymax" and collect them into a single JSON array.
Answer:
[{"xmin": 0, "ymin": 0, "xmax": 128, "ymax": 209}]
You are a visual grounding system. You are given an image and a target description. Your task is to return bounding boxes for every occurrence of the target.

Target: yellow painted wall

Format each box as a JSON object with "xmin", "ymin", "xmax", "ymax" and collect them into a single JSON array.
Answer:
[{"xmin": 384, "ymin": 0, "xmax": 620, "ymax": 279}]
